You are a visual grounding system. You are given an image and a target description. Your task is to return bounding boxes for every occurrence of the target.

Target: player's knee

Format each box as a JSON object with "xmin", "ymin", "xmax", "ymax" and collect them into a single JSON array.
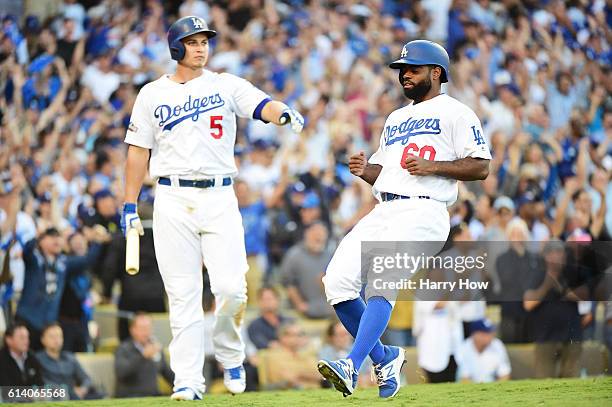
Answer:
[{"xmin": 215, "ymin": 295, "xmax": 247, "ymax": 325}]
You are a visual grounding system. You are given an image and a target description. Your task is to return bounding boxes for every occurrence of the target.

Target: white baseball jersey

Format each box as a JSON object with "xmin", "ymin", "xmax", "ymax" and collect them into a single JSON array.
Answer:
[
  {"xmin": 124, "ymin": 70, "xmax": 269, "ymax": 178},
  {"xmin": 369, "ymin": 94, "xmax": 491, "ymax": 205}
]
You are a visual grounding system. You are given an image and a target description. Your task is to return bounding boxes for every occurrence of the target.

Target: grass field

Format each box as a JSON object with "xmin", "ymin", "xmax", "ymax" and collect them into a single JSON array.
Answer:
[{"xmin": 10, "ymin": 377, "xmax": 611, "ymax": 406}]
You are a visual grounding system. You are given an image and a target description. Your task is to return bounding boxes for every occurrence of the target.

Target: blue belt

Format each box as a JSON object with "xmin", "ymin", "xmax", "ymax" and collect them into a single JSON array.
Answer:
[
  {"xmin": 381, "ymin": 192, "xmax": 430, "ymax": 202},
  {"xmin": 158, "ymin": 177, "xmax": 232, "ymax": 188}
]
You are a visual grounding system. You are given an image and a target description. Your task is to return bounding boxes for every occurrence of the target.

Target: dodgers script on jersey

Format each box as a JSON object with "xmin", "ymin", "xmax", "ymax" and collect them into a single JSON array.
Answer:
[
  {"xmin": 369, "ymin": 94, "xmax": 491, "ymax": 205},
  {"xmin": 124, "ymin": 70, "xmax": 269, "ymax": 178}
]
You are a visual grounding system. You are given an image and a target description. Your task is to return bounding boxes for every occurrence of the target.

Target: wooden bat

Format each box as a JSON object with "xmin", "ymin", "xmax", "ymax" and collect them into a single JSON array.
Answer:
[{"xmin": 125, "ymin": 228, "xmax": 140, "ymax": 275}]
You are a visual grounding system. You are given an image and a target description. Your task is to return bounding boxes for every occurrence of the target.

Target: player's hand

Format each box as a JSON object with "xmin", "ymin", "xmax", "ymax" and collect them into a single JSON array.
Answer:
[
  {"xmin": 404, "ymin": 155, "xmax": 436, "ymax": 176},
  {"xmin": 279, "ymin": 108, "xmax": 304, "ymax": 134},
  {"xmin": 121, "ymin": 203, "xmax": 144, "ymax": 236},
  {"xmin": 348, "ymin": 151, "xmax": 367, "ymax": 176}
]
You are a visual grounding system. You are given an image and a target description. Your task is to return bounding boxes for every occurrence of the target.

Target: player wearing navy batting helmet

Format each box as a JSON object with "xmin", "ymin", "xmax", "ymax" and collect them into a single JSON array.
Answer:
[{"xmin": 123, "ymin": 14, "xmax": 304, "ymax": 401}]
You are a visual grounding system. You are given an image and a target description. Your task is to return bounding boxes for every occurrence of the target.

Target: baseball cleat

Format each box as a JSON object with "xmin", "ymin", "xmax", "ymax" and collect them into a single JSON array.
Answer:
[
  {"xmin": 224, "ymin": 366, "xmax": 246, "ymax": 394},
  {"xmin": 372, "ymin": 346, "xmax": 406, "ymax": 398},
  {"xmin": 317, "ymin": 358, "xmax": 358, "ymax": 397},
  {"xmin": 170, "ymin": 387, "xmax": 201, "ymax": 401}
]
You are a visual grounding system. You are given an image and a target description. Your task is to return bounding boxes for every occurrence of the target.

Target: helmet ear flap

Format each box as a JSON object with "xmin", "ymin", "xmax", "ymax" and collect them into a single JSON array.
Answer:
[{"xmin": 170, "ymin": 40, "xmax": 185, "ymax": 61}]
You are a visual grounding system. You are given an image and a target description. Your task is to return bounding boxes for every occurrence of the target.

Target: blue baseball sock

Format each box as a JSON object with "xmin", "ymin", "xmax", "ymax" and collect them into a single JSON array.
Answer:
[
  {"xmin": 346, "ymin": 296, "xmax": 392, "ymax": 370},
  {"xmin": 333, "ymin": 298, "xmax": 386, "ymax": 365}
]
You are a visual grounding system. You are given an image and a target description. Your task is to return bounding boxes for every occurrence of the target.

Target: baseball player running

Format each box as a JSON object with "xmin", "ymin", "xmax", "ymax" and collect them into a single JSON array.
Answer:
[
  {"xmin": 317, "ymin": 40, "xmax": 491, "ymax": 398},
  {"xmin": 121, "ymin": 16, "xmax": 304, "ymax": 401}
]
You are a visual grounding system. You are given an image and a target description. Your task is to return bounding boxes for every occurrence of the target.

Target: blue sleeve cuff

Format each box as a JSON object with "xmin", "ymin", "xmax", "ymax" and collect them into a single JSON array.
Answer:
[
  {"xmin": 123, "ymin": 203, "xmax": 137, "ymax": 213},
  {"xmin": 253, "ymin": 97, "xmax": 272, "ymax": 123}
]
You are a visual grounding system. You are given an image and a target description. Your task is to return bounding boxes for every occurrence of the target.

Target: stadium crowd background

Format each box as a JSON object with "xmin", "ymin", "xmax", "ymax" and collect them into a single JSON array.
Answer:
[{"xmin": 0, "ymin": 0, "xmax": 610, "ymax": 400}]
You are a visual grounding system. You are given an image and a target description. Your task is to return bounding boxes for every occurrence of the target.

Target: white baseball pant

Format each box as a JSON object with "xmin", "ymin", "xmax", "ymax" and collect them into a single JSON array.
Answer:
[
  {"xmin": 323, "ymin": 198, "xmax": 450, "ymax": 306},
  {"xmin": 153, "ymin": 181, "xmax": 248, "ymax": 394}
]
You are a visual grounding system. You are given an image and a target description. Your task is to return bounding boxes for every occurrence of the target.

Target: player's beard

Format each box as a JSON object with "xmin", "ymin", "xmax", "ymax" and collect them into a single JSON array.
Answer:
[{"xmin": 401, "ymin": 75, "xmax": 432, "ymax": 102}]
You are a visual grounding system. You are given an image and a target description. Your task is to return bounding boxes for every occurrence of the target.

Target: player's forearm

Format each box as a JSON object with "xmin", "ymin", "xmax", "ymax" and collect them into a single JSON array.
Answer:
[
  {"xmin": 431, "ymin": 158, "xmax": 489, "ymax": 181},
  {"xmin": 124, "ymin": 145, "xmax": 150, "ymax": 203},
  {"xmin": 261, "ymin": 100, "xmax": 290, "ymax": 125},
  {"xmin": 360, "ymin": 164, "xmax": 382, "ymax": 185}
]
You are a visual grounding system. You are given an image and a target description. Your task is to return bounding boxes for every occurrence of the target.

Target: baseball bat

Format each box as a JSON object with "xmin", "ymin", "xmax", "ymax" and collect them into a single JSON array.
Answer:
[{"xmin": 125, "ymin": 228, "xmax": 140, "ymax": 275}]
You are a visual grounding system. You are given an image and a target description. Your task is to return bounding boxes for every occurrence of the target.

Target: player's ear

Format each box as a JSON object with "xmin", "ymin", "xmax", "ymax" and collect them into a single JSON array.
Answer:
[{"xmin": 431, "ymin": 66, "xmax": 441, "ymax": 81}]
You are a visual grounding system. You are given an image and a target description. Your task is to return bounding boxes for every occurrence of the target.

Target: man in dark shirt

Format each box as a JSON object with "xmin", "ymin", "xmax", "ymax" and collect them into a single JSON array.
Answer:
[
  {"xmin": 495, "ymin": 220, "xmax": 543, "ymax": 343},
  {"xmin": 523, "ymin": 240, "xmax": 584, "ymax": 378},
  {"xmin": 35, "ymin": 323, "xmax": 95, "ymax": 400},
  {"xmin": 247, "ymin": 286, "xmax": 291, "ymax": 350},
  {"xmin": 56, "ymin": 18, "xmax": 83, "ymax": 69},
  {"xmin": 114, "ymin": 313, "xmax": 173, "ymax": 398},
  {"xmin": 0, "ymin": 323, "xmax": 43, "ymax": 391}
]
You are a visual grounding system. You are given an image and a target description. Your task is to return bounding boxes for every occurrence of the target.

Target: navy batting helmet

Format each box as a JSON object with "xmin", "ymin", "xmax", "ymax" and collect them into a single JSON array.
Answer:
[
  {"xmin": 167, "ymin": 16, "xmax": 216, "ymax": 61},
  {"xmin": 389, "ymin": 40, "xmax": 450, "ymax": 83}
]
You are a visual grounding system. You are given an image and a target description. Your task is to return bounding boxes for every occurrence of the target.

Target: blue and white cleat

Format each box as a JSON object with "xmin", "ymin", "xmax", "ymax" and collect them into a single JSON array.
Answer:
[
  {"xmin": 224, "ymin": 366, "xmax": 246, "ymax": 394},
  {"xmin": 317, "ymin": 358, "xmax": 358, "ymax": 397},
  {"xmin": 170, "ymin": 387, "xmax": 201, "ymax": 401},
  {"xmin": 372, "ymin": 346, "xmax": 406, "ymax": 398}
]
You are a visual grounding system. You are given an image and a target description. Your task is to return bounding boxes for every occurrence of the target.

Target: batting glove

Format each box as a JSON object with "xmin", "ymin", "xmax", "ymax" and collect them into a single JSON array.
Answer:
[
  {"xmin": 121, "ymin": 203, "xmax": 144, "ymax": 236},
  {"xmin": 279, "ymin": 108, "xmax": 304, "ymax": 134}
]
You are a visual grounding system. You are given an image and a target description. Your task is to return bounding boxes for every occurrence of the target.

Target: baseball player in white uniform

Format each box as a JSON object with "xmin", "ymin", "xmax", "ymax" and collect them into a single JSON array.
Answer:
[
  {"xmin": 121, "ymin": 16, "xmax": 303, "ymax": 401},
  {"xmin": 317, "ymin": 40, "xmax": 491, "ymax": 398}
]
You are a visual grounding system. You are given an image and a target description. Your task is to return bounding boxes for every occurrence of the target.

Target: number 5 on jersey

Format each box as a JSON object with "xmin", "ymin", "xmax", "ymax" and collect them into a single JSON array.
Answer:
[
  {"xmin": 400, "ymin": 143, "xmax": 436, "ymax": 168},
  {"xmin": 210, "ymin": 115, "xmax": 223, "ymax": 139}
]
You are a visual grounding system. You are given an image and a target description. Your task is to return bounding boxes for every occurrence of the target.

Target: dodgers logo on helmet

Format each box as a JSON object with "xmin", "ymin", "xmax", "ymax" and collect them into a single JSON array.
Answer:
[{"xmin": 191, "ymin": 17, "xmax": 204, "ymax": 29}]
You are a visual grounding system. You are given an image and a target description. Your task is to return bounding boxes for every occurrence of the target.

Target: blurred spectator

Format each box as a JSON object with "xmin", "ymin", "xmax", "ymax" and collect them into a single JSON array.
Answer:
[
  {"xmin": 478, "ymin": 196, "xmax": 516, "ymax": 297},
  {"xmin": 546, "ymin": 71, "xmax": 580, "ymax": 131},
  {"xmin": 247, "ymin": 286, "xmax": 290, "ymax": 350},
  {"xmin": 0, "ymin": 323, "xmax": 43, "ymax": 387},
  {"xmin": 35, "ymin": 323, "xmax": 98, "ymax": 400},
  {"xmin": 13, "ymin": 225, "xmax": 106, "ymax": 350},
  {"xmin": 456, "ymin": 319, "xmax": 511, "ymax": 383},
  {"xmin": 260, "ymin": 322, "xmax": 320, "ymax": 390},
  {"xmin": 480, "ymin": 196, "xmax": 515, "ymax": 241},
  {"xmin": 552, "ymin": 177, "xmax": 609, "ymax": 241},
  {"xmin": 281, "ymin": 222, "xmax": 334, "ymax": 319},
  {"xmin": 496, "ymin": 218, "xmax": 541, "ymax": 343},
  {"xmin": 469, "ymin": 195, "xmax": 495, "ymax": 240},
  {"xmin": 523, "ymin": 240, "xmax": 584, "ymax": 378},
  {"xmin": 58, "ymin": 230, "xmax": 94, "ymax": 352},
  {"xmin": 80, "ymin": 49, "xmax": 120, "ymax": 106},
  {"xmin": 0, "ymin": 166, "xmax": 37, "ymax": 295},
  {"xmin": 114, "ymin": 313, "xmax": 173, "ymax": 398},
  {"xmin": 179, "ymin": 0, "xmax": 210, "ymax": 21},
  {"xmin": 55, "ymin": 17, "xmax": 85, "ymax": 71},
  {"xmin": 414, "ymin": 296, "xmax": 463, "ymax": 383},
  {"xmin": 382, "ymin": 298, "xmax": 414, "ymax": 347}
]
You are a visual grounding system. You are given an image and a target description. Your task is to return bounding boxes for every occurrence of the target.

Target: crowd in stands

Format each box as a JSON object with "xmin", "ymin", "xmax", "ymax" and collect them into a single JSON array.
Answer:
[{"xmin": 0, "ymin": 0, "xmax": 610, "ymax": 399}]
